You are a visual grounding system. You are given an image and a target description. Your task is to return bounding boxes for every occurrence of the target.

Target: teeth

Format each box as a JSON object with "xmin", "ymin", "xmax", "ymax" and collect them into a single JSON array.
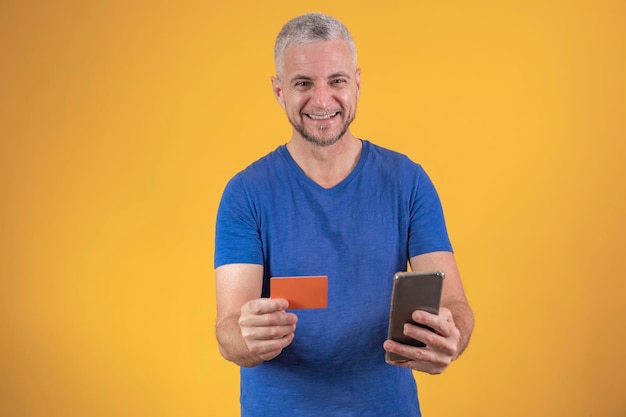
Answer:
[{"xmin": 307, "ymin": 112, "xmax": 337, "ymax": 120}]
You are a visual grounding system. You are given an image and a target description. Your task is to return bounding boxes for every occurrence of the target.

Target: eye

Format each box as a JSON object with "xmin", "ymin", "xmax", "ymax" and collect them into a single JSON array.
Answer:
[
  {"xmin": 330, "ymin": 78, "xmax": 347, "ymax": 86},
  {"xmin": 294, "ymin": 80, "xmax": 311, "ymax": 88}
]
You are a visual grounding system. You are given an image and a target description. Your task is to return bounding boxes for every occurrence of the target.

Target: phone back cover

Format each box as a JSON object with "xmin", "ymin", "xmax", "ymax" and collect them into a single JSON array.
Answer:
[{"xmin": 386, "ymin": 271, "xmax": 444, "ymax": 362}]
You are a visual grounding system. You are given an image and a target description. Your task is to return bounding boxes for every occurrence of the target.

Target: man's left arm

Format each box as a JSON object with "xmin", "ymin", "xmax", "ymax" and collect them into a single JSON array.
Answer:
[{"xmin": 383, "ymin": 251, "xmax": 474, "ymax": 374}]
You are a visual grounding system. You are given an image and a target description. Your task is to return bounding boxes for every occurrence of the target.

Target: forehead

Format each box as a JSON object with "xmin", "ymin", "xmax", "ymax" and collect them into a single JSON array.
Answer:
[{"xmin": 282, "ymin": 39, "xmax": 355, "ymax": 78}]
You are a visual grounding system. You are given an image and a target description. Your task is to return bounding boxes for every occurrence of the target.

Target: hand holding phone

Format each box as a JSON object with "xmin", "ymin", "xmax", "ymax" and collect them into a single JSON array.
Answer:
[{"xmin": 385, "ymin": 270, "xmax": 444, "ymax": 363}]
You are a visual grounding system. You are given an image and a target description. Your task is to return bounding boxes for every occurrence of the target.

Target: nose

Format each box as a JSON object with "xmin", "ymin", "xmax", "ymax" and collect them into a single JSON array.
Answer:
[{"xmin": 310, "ymin": 84, "xmax": 334, "ymax": 109}]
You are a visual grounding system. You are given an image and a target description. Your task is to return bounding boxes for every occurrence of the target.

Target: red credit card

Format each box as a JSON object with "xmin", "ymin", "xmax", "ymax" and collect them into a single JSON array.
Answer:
[{"xmin": 270, "ymin": 276, "xmax": 328, "ymax": 309}]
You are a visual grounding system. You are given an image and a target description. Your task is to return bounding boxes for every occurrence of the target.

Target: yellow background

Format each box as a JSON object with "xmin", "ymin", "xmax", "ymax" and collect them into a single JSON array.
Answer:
[{"xmin": 1, "ymin": 0, "xmax": 625, "ymax": 416}]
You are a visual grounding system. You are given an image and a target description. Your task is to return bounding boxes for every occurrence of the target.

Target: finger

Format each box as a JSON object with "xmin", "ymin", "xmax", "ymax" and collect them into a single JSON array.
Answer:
[
  {"xmin": 403, "ymin": 323, "xmax": 457, "ymax": 357},
  {"xmin": 241, "ymin": 322, "xmax": 297, "ymax": 342},
  {"xmin": 404, "ymin": 314, "xmax": 460, "ymax": 359},
  {"xmin": 411, "ymin": 309, "xmax": 453, "ymax": 337},
  {"xmin": 383, "ymin": 340, "xmax": 451, "ymax": 374},
  {"xmin": 384, "ymin": 339, "xmax": 429, "ymax": 362},
  {"xmin": 244, "ymin": 298, "xmax": 289, "ymax": 315},
  {"xmin": 240, "ymin": 309, "xmax": 298, "ymax": 330},
  {"xmin": 402, "ymin": 322, "xmax": 439, "ymax": 347},
  {"xmin": 249, "ymin": 332, "xmax": 296, "ymax": 359}
]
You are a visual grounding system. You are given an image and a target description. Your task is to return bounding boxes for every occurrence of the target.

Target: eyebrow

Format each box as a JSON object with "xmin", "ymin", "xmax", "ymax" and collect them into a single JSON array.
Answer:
[
  {"xmin": 329, "ymin": 71, "xmax": 352, "ymax": 80},
  {"xmin": 289, "ymin": 72, "xmax": 352, "ymax": 84}
]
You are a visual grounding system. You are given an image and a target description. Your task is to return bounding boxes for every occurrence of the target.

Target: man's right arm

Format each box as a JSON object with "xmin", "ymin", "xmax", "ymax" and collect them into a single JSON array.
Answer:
[{"xmin": 215, "ymin": 263, "xmax": 298, "ymax": 368}]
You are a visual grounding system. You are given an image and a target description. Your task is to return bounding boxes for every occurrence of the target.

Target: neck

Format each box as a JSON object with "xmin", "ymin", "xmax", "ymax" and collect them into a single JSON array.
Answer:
[{"xmin": 286, "ymin": 132, "xmax": 362, "ymax": 189}]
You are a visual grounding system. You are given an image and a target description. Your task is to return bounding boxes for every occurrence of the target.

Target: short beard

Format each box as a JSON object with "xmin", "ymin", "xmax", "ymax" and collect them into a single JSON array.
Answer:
[{"xmin": 289, "ymin": 113, "xmax": 355, "ymax": 147}]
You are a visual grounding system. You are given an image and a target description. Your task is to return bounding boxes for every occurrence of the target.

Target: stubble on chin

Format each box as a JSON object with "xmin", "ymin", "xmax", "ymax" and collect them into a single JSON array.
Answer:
[{"xmin": 289, "ymin": 113, "xmax": 355, "ymax": 148}]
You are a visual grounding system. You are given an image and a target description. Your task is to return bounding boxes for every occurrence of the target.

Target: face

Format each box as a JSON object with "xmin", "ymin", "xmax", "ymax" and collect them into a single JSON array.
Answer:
[{"xmin": 272, "ymin": 39, "xmax": 361, "ymax": 147}]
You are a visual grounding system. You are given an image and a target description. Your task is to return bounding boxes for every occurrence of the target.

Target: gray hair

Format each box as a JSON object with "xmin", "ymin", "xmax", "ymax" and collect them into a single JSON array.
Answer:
[{"xmin": 274, "ymin": 13, "xmax": 357, "ymax": 79}]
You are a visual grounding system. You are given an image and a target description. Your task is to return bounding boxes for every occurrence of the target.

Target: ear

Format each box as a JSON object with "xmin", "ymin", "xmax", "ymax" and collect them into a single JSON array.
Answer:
[
  {"xmin": 271, "ymin": 76, "xmax": 286, "ymax": 109},
  {"xmin": 355, "ymin": 68, "xmax": 361, "ymax": 99}
]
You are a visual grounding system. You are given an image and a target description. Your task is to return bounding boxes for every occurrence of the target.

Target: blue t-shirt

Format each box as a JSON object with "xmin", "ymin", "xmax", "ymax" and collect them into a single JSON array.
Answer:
[{"xmin": 215, "ymin": 140, "xmax": 452, "ymax": 417}]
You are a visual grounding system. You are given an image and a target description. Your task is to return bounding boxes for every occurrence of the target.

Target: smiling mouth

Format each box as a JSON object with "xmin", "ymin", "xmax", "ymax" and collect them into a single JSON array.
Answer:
[{"xmin": 305, "ymin": 112, "xmax": 339, "ymax": 120}]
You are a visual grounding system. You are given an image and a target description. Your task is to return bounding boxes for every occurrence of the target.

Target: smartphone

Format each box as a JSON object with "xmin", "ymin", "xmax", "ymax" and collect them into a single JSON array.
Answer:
[{"xmin": 385, "ymin": 270, "xmax": 445, "ymax": 363}]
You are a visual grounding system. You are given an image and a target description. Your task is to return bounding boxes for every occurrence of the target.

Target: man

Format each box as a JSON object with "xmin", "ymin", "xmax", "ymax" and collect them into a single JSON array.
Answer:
[{"xmin": 214, "ymin": 12, "xmax": 474, "ymax": 417}]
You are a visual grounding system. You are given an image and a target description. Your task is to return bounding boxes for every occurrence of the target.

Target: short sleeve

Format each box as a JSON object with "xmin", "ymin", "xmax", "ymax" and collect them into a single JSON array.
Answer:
[
  {"xmin": 214, "ymin": 175, "xmax": 264, "ymax": 268},
  {"xmin": 407, "ymin": 166, "xmax": 453, "ymax": 257}
]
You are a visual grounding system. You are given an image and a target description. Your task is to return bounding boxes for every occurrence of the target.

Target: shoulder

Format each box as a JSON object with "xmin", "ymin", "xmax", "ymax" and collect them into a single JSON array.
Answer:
[
  {"xmin": 236, "ymin": 146, "xmax": 285, "ymax": 179},
  {"xmin": 224, "ymin": 145, "xmax": 287, "ymax": 191},
  {"xmin": 363, "ymin": 140, "xmax": 427, "ymax": 178}
]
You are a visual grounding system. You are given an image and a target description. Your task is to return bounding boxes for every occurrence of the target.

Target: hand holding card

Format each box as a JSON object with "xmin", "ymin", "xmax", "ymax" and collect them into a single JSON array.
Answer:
[{"xmin": 270, "ymin": 276, "xmax": 328, "ymax": 309}]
